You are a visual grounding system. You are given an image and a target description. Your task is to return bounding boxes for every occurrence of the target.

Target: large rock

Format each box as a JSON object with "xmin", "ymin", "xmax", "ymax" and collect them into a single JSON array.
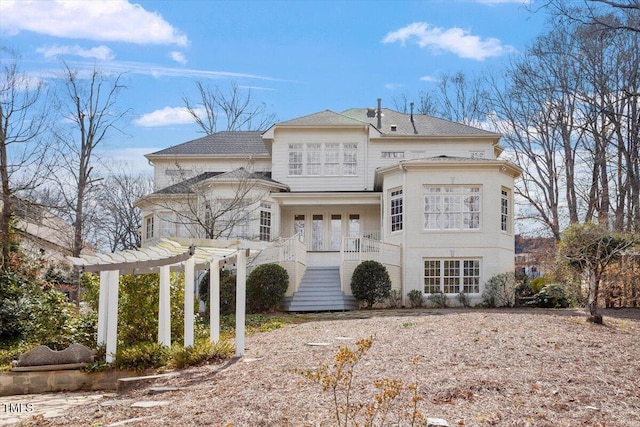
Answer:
[{"xmin": 15, "ymin": 344, "xmax": 95, "ymax": 367}]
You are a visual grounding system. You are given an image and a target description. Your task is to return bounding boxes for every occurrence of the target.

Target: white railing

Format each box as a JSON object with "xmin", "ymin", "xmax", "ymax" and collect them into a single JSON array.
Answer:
[
  {"xmin": 341, "ymin": 236, "xmax": 400, "ymax": 266},
  {"xmin": 248, "ymin": 232, "xmax": 307, "ymax": 295},
  {"xmin": 340, "ymin": 236, "xmax": 402, "ymax": 295}
]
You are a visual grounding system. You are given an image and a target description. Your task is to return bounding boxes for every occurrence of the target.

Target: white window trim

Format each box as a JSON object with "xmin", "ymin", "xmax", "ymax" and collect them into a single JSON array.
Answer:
[
  {"xmin": 287, "ymin": 142, "xmax": 358, "ymax": 177},
  {"xmin": 501, "ymin": 188, "xmax": 510, "ymax": 234},
  {"xmin": 423, "ymin": 185, "xmax": 482, "ymax": 232},
  {"xmin": 144, "ymin": 215, "xmax": 155, "ymax": 241},
  {"xmin": 423, "ymin": 258, "xmax": 482, "ymax": 295},
  {"xmin": 390, "ymin": 188, "xmax": 403, "ymax": 233}
]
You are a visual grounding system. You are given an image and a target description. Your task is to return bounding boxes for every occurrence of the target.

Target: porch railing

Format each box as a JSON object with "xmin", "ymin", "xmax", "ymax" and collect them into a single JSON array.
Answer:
[
  {"xmin": 341, "ymin": 237, "xmax": 400, "ymax": 266},
  {"xmin": 340, "ymin": 236, "xmax": 402, "ymax": 296},
  {"xmin": 248, "ymin": 232, "xmax": 307, "ymax": 296}
]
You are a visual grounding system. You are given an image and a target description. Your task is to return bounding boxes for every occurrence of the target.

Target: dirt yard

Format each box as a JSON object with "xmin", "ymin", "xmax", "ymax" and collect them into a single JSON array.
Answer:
[{"xmin": 19, "ymin": 308, "xmax": 640, "ymax": 426}]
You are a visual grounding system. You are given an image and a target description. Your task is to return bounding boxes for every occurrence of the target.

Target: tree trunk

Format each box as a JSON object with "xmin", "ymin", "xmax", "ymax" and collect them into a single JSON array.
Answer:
[{"xmin": 586, "ymin": 271, "xmax": 603, "ymax": 324}]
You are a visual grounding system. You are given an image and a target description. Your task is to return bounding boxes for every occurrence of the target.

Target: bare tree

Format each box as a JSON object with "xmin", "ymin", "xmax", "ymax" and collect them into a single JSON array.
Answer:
[
  {"xmin": 0, "ymin": 49, "xmax": 50, "ymax": 263},
  {"xmin": 394, "ymin": 72, "xmax": 489, "ymax": 126},
  {"xmin": 542, "ymin": 0, "xmax": 640, "ymax": 34},
  {"xmin": 140, "ymin": 164, "xmax": 272, "ymax": 242},
  {"xmin": 96, "ymin": 165, "xmax": 153, "ymax": 252},
  {"xmin": 489, "ymin": 23, "xmax": 586, "ymax": 240},
  {"xmin": 50, "ymin": 63, "xmax": 126, "ymax": 299},
  {"xmin": 183, "ymin": 81, "xmax": 276, "ymax": 134}
]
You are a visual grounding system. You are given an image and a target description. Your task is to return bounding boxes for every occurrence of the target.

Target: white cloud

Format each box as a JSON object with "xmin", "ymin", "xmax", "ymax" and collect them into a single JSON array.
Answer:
[
  {"xmin": 382, "ymin": 22, "xmax": 514, "ymax": 61},
  {"xmin": 0, "ymin": 0, "xmax": 189, "ymax": 46},
  {"xmin": 169, "ymin": 51, "xmax": 187, "ymax": 65},
  {"xmin": 36, "ymin": 44, "xmax": 115, "ymax": 60},
  {"xmin": 133, "ymin": 106, "xmax": 204, "ymax": 127},
  {"xmin": 385, "ymin": 83, "xmax": 403, "ymax": 90},
  {"xmin": 419, "ymin": 75, "xmax": 437, "ymax": 82}
]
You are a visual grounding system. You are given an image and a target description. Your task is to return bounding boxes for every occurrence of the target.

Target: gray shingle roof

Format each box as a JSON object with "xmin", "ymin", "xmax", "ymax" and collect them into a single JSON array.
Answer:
[
  {"xmin": 148, "ymin": 131, "xmax": 269, "ymax": 157},
  {"xmin": 277, "ymin": 110, "xmax": 369, "ymax": 127},
  {"xmin": 151, "ymin": 169, "xmax": 285, "ymax": 195},
  {"xmin": 341, "ymin": 108, "xmax": 499, "ymax": 137}
]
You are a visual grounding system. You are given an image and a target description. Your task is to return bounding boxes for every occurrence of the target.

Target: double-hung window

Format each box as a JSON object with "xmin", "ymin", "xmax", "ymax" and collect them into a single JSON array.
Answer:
[
  {"xmin": 390, "ymin": 189, "xmax": 403, "ymax": 232},
  {"xmin": 324, "ymin": 143, "xmax": 340, "ymax": 176},
  {"xmin": 343, "ymin": 144, "xmax": 358, "ymax": 176},
  {"xmin": 145, "ymin": 215, "xmax": 154, "ymax": 240},
  {"xmin": 424, "ymin": 186, "xmax": 481, "ymax": 230},
  {"xmin": 288, "ymin": 144, "xmax": 303, "ymax": 176},
  {"xmin": 501, "ymin": 189, "xmax": 509, "ymax": 232},
  {"xmin": 423, "ymin": 259, "xmax": 481, "ymax": 294},
  {"xmin": 306, "ymin": 144, "xmax": 321, "ymax": 176},
  {"xmin": 259, "ymin": 202, "xmax": 272, "ymax": 241}
]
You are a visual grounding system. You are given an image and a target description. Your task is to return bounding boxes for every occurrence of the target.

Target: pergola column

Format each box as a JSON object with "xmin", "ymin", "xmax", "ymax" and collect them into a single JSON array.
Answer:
[
  {"xmin": 209, "ymin": 259, "xmax": 220, "ymax": 343},
  {"xmin": 235, "ymin": 249, "xmax": 247, "ymax": 357},
  {"xmin": 184, "ymin": 256, "xmax": 195, "ymax": 347},
  {"xmin": 97, "ymin": 271, "xmax": 110, "ymax": 346},
  {"xmin": 158, "ymin": 265, "xmax": 171, "ymax": 346},
  {"xmin": 105, "ymin": 270, "xmax": 120, "ymax": 364}
]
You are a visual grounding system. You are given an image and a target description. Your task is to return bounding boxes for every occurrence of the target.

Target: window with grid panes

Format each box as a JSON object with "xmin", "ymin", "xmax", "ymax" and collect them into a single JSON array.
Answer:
[
  {"xmin": 390, "ymin": 189, "xmax": 403, "ymax": 232},
  {"xmin": 423, "ymin": 259, "xmax": 481, "ymax": 294},
  {"xmin": 306, "ymin": 143, "xmax": 321, "ymax": 175},
  {"xmin": 501, "ymin": 189, "xmax": 509, "ymax": 232},
  {"xmin": 343, "ymin": 144, "xmax": 358, "ymax": 175},
  {"xmin": 259, "ymin": 202, "xmax": 272, "ymax": 241},
  {"xmin": 288, "ymin": 144, "xmax": 303, "ymax": 175},
  {"xmin": 424, "ymin": 186, "xmax": 480, "ymax": 230}
]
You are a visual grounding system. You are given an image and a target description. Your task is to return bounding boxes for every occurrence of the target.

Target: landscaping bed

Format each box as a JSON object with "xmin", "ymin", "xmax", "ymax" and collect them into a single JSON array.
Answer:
[{"xmin": 16, "ymin": 308, "xmax": 640, "ymax": 426}]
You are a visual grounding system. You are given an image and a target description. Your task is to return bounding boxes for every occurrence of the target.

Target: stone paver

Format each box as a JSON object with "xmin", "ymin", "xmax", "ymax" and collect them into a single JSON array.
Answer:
[{"xmin": 0, "ymin": 391, "xmax": 109, "ymax": 426}]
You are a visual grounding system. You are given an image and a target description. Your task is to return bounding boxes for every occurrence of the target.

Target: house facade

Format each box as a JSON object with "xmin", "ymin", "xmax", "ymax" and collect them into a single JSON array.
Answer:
[{"xmin": 136, "ymin": 101, "xmax": 521, "ymax": 309}]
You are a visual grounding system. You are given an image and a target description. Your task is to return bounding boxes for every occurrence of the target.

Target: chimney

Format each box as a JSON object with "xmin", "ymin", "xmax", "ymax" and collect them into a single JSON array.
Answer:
[
  {"xmin": 410, "ymin": 102, "xmax": 414, "ymax": 122},
  {"xmin": 376, "ymin": 98, "xmax": 382, "ymax": 129}
]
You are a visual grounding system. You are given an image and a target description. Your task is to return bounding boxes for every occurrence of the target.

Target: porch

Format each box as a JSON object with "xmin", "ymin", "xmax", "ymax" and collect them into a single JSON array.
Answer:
[{"xmin": 251, "ymin": 232, "xmax": 401, "ymax": 312}]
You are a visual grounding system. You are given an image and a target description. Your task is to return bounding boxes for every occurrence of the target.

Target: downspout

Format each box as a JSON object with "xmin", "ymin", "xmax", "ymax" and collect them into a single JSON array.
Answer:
[{"xmin": 401, "ymin": 162, "xmax": 407, "ymax": 306}]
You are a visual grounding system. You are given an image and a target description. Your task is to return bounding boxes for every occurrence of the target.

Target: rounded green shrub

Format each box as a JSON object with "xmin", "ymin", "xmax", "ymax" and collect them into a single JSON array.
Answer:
[
  {"xmin": 350, "ymin": 260, "xmax": 391, "ymax": 309},
  {"xmin": 246, "ymin": 264, "xmax": 289, "ymax": 313}
]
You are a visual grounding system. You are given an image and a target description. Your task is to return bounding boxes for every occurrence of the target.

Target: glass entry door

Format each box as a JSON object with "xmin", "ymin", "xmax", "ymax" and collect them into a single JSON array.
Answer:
[{"xmin": 312, "ymin": 215, "xmax": 324, "ymax": 251}]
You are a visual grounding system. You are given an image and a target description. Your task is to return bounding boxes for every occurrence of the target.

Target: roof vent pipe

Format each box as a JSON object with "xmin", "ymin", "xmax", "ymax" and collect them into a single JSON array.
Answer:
[
  {"xmin": 410, "ymin": 102, "xmax": 414, "ymax": 123},
  {"xmin": 377, "ymin": 98, "xmax": 382, "ymax": 129}
]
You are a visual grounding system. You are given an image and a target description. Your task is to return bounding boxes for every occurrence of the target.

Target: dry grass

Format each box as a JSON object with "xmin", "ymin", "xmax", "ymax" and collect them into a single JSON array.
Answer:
[{"xmin": 20, "ymin": 308, "xmax": 640, "ymax": 427}]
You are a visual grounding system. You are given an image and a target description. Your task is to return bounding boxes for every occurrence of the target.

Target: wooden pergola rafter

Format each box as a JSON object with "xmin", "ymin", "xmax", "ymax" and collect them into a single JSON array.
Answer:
[{"xmin": 68, "ymin": 238, "xmax": 248, "ymax": 363}]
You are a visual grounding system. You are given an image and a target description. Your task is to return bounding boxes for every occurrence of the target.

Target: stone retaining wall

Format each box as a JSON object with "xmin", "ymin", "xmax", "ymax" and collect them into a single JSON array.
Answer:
[{"xmin": 0, "ymin": 369, "xmax": 136, "ymax": 396}]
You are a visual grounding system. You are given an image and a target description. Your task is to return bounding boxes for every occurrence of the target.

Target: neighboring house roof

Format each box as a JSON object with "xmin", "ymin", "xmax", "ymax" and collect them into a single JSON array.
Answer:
[
  {"xmin": 147, "ymin": 169, "xmax": 288, "ymax": 196},
  {"xmin": 147, "ymin": 131, "xmax": 269, "ymax": 157},
  {"xmin": 341, "ymin": 108, "xmax": 500, "ymax": 137}
]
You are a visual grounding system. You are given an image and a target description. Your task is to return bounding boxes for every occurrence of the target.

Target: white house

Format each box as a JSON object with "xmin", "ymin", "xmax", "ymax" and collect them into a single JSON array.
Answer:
[{"xmin": 136, "ymin": 101, "xmax": 522, "ymax": 310}]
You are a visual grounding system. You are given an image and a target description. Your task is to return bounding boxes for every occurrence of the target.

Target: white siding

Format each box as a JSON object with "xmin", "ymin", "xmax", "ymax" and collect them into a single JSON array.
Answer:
[
  {"xmin": 381, "ymin": 163, "xmax": 516, "ymax": 304},
  {"xmin": 152, "ymin": 157, "xmax": 271, "ymax": 190},
  {"xmin": 367, "ymin": 138, "xmax": 496, "ymax": 180},
  {"xmin": 271, "ymin": 128, "xmax": 369, "ymax": 191}
]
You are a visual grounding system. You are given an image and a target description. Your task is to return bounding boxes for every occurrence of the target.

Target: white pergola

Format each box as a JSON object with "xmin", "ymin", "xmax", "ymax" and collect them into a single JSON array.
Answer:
[{"xmin": 68, "ymin": 238, "xmax": 248, "ymax": 363}]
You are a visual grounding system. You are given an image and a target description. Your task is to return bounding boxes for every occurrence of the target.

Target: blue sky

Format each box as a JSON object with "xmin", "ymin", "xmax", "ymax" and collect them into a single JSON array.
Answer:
[{"xmin": 1, "ymin": 0, "xmax": 549, "ymax": 170}]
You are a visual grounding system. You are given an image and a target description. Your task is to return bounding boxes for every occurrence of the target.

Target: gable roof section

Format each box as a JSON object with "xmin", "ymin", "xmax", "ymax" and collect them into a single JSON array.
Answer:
[
  {"xmin": 276, "ymin": 110, "xmax": 371, "ymax": 127},
  {"xmin": 149, "ymin": 169, "xmax": 288, "ymax": 196},
  {"xmin": 147, "ymin": 131, "xmax": 269, "ymax": 157},
  {"xmin": 341, "ymin": 108, "xmax": 499, "ymax": 137}
]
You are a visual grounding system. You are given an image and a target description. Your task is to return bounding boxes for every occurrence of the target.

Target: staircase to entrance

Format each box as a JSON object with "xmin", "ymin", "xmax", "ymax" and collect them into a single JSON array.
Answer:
[{"xmin": 282, "ymin": 266, "xmax": 358, "ymax": 312}]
